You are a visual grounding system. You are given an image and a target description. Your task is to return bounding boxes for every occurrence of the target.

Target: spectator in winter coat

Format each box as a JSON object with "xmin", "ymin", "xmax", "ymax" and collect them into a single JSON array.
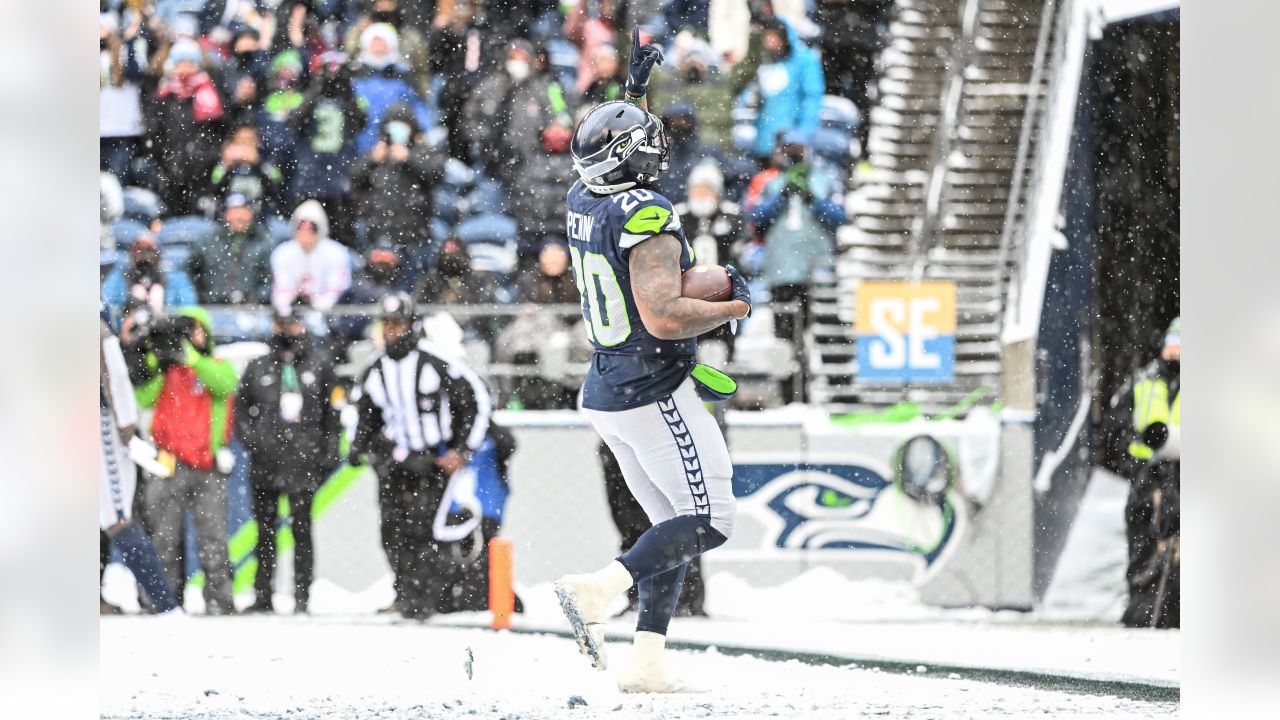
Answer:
[
  {"xmin": 649, "ymin": 36, "xmax": 737, "ymax": 152},
  {"xmin": 197, "ymin": 0, "xmax": 272, "ymax": 38},
  {"xmin": 464, "ymin": 40, "xmax": 574, "ymax": 186},
  {"xmin": 344, "ymin": 0, "xmax": 432, "ymax": 95},
  {"xmin": 579, "ymin": 44, "xmax": 624, "ymax": 105},
  {"xmin": 428, "ymin": 7, "xmax": 485, "ymax": 160},
  {"xmin": 675, "ymin": 161, "xmax": 744, "ymax": 269},
  {"xmin": 255, "ymin": 49, "xmax": 310, "ymax": 176},
  {"xmin": 100, "ymin": 8, "xmax": 167, "ymax": 182},
  {"xmin": 750, "ymin": 18, "xmax": 824, "ymax": 158},
  {"xmin": 564, "ymin": 0, "xmax": 619, "ymax": 95},
  {"xmin": 332, "ymin": 240, "xmax": 413, "ymax": 345},
  {"xmin": 665, "ymin": 0, "xmax": 712, "ymax": 36},
  {"xmin": 219, "ymin": 23, "xmax": 270, "ymax": 123},
  {"xmin": 146, "ymin": 38, "xmax": 227, "ymax": 215},
  {"xmin": 349, "ymin": 102, "xmax": 448, "ymax": 250},
  {"xmin": 289, "ymin": 52, "xmax": 367, "ymax": 243},
  {"xmin": 101, "ymin": 235, "xmax": 199, "ymax": 313},
  {"xmin": 413, "ymin": 238, "xmax": 500, "ymax": 308},
  {"xmin": 272, "ymin": 200, "xmax": 354, "ymax": 312},
  {"xmin": 268, "ymin": 0, "xmax": 323, "ymax": 72},
  {"xmin": 709, "ymin": 0, "xmax": 752, "ymax": 67},
  {"xmin": 350, "ymin": 23, "xmax": 433, "ymax": 154},
  {"xmin": 752, "ymin": 135, "xmax": 843, "ymax": 401},
  {"xmin": 509, "ymin": 119, "xmax": 577, "ymax": 259},
  {"xmin": 652, "ymin": 102, "xmax": 743, "ymax": 204},
  {"xmin": 186, "ymin": 193, "xmax": 275, "ymax": 305},
  {"xmin": 516, "ymin": 242, "xmax": 579, "ymax": 305},
  {"xmin": 135, "ymin": 306, "xmax": 239, "ymax": 615},
  {"xmin": 813, "ymin": 0, "xmax": 892, "ymax": 127},
  {"xmin": 236, "ymin": 307, "xmax": 343, "ymax": 614},
  {"xmin": 207, "ymin": 123, "xmax": 287, "ymax": 218}
]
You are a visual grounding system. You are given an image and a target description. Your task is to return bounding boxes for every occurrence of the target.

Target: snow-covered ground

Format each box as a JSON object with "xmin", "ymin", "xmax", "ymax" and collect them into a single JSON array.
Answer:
[
  {"xmin": 102, "ymin": 469, "xmax": 1177, "ymax": 717},
  {"xmin": 101, "ymin": 615, "xmax": 1176, "ymax": 720}
]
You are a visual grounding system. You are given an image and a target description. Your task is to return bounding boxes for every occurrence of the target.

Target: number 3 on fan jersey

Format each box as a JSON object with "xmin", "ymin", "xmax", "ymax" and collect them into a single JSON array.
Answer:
[{"xmin": 569, "ymin": 245, "xmax": 632, "ymax": 346}]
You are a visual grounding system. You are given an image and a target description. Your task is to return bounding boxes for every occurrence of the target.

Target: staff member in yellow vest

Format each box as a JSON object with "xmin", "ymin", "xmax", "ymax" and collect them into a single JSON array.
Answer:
[{"xmin": 1106, "ymin": 317, "xmax": 1180, "ymax": 628}]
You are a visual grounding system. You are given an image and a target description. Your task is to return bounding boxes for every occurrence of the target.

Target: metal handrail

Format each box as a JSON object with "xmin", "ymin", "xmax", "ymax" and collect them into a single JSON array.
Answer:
[
  {"xmin": 996, "ymin": 0, "xmax": 1062, "ymax": 311},
  {"xmin": 909, "ymin": 0, "xmax": 983, "ymax": 278},
  {"xmin": 1006, "ymin": 0, "xmax": 1080, "ymax": 332}
]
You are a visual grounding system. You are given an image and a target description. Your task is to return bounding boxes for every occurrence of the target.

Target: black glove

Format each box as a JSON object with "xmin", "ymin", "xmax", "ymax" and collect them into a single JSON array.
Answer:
[
  {"xmin": 724, "ymin": 264, "xmax": 752, "ymax": 335},
  {"xmin": 1142, "ymin": 422, "xmax": 1169, "ymax": 450},
  {"xmin": 626, "ymin": 26, "xmax": 664, "ymax": 99},
  {"xmin": 346, "ymin": 450, "xmax": 365, "ymax": 467}
]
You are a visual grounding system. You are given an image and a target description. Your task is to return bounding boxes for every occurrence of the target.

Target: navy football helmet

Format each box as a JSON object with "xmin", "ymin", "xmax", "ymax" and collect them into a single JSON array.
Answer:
[{"xmin": 570, "ymin": 101, "xmax": 669, "ymax": 194}]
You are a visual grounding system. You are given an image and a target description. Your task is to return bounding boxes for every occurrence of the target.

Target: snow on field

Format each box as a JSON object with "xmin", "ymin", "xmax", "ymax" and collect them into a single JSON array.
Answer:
[{"xmin": 101, "ymin": 615, "xmax": 1176, "ymax": 720}]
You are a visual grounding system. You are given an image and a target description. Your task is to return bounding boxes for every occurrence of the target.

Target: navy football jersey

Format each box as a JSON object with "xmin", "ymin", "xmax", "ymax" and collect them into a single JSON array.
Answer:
[{"xmin": 565, "ymin": 179, "xmax": 697, "ymax": 411}]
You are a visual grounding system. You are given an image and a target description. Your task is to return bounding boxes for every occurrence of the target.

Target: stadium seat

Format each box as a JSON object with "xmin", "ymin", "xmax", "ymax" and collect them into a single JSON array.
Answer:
[
  {"xmin": 122, "ymin": 186, "xmax": 165, "ymax": 224},
  {"xmin": 458, "ymin": 212, "xmax": 519, "ymax": 277},
  {"xmin": 433, "ymin": 186, "xmax": 464, "ymax": 225},
  {"xmin": 265, "ymin": 216, "xmax": 292, "ymax": 246},
  {"xmin": 156, "ymin": 215, "xmax": 219, "ymax": 248},
  {"xmin": 546, "ymin": 38, "xmax": 580, "ymax": 91},
  {"xmin": 111, "ymin": 218, "xmax": 150, "ymax": 250},
  {"xmin": 430, "ymin": 218, "xmax": 451, "ymax": 244},
  {"xmin": 456, "ymin": 213, "xmax": 517, "ymax": 247}
]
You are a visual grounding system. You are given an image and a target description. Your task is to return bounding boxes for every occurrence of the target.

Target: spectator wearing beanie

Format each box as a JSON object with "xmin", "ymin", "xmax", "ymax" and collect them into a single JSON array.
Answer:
[
  {"xmin": 271, "ymin": 200, "xmax": 353, "ymax": 313},
  {"xmin": 147, "ymin": 38, "xmax": 226, "ymax": 215},
  {"xmin": 187, "ymin": 193, "xmax": 275, "ymax": 305}
]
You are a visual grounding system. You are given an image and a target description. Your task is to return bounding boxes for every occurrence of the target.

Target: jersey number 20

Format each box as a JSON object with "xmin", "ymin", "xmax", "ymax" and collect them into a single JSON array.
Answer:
[{"xmin": 569, "ymin": 246, "xmax": 632, "ymax": 346}]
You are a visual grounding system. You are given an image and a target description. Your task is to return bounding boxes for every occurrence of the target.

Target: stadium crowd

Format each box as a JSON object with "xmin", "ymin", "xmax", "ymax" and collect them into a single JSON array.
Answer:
[{"xmin": 99, "ymin": 0, "xmax": 895, "ymax": 618}]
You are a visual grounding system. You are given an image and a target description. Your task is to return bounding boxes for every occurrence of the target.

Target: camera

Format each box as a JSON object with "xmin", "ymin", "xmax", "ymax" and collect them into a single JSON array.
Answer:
[{"xmin": 128, "ymin": 305, "xmax": 193, "ymax": 370}]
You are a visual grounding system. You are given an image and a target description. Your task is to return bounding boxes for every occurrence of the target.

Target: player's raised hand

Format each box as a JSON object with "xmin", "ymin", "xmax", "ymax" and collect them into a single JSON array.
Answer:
[{"xmin": 626, "ymin": 26, "xmax": 664, "ymax": 99}]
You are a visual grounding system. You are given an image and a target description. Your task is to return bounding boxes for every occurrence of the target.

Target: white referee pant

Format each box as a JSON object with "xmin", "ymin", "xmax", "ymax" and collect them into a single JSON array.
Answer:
[{"xmin": 585, "ymin": 377, "xmax": 736, "ymax": 539}]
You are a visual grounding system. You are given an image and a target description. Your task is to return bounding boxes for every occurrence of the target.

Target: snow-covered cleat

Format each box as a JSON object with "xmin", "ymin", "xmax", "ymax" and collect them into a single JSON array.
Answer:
[
  {"xmin": 554, "ymin": 579, "xmax": 608, "ymax": 671},
  {"xmin": 616, "ymin": 657, "xmax": 687, "ymax": 693},
  {"xmin": 617, "ymin": 630, "xmax": 687, "ymax": 693}
]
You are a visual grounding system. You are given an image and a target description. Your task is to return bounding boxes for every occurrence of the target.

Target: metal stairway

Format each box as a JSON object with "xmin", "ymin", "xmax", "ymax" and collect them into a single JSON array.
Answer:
[{"xmin": 808, "ymin": 0, "xmax": 1058, "ymax": 415}]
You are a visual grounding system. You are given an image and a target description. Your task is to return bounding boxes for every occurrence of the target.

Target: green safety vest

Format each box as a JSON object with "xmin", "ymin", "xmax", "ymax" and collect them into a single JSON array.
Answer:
[{"xmin": 1127, "ymin": 378, "xmax": 1181, "ymax": 460}]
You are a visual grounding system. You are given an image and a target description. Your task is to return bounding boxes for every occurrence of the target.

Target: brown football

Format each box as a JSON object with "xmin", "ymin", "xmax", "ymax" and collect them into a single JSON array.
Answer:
[{"xmin": 681, "ymin": 264, "xmax": 733, "ymax": 302}]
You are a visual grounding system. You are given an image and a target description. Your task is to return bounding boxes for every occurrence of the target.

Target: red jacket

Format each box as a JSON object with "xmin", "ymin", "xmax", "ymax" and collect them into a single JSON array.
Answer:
[{"xmin": 147, "ymin": 365, "xmax": 235, "ymax": 471}]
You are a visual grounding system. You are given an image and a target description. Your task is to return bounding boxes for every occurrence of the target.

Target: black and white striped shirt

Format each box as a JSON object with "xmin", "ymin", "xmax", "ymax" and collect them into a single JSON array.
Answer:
[{"xmin": 351, "ymin": 341, "xmax": 491, "ymax": 459}]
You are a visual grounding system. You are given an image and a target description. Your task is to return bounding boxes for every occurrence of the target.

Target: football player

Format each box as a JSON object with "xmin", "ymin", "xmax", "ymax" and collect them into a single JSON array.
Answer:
[{"xmin": 553, "ymin": 27, "xmax": 752, "ymax": 693}]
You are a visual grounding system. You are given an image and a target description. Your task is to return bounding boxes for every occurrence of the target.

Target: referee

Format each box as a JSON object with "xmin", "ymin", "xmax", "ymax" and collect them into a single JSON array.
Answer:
[{"xmin": 348, "ymin": 292, "xmax": 492, "ymax": 620}]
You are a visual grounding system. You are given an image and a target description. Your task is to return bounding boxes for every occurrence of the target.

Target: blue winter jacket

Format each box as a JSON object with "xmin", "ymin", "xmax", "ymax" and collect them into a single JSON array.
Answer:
[
  {"xmin": 752, "ymin": 168, "xmax": 845, "ymax": 288},
  {"xmin": 350, "ymin": 65, "xmax": 433, "ymax": 155},
  {"xmin": 752, "ymin": 21, "xmax": 825, "ymax": 157},
  {"xmin": 101, "ymin": 266, "xmax": 199, "ymax": 311}
]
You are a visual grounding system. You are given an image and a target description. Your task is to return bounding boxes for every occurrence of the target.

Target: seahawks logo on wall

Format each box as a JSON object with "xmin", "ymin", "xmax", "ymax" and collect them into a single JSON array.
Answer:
[{"xmin": 731, "ymin": 438, "xmax": 964, "ymax": 573}]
